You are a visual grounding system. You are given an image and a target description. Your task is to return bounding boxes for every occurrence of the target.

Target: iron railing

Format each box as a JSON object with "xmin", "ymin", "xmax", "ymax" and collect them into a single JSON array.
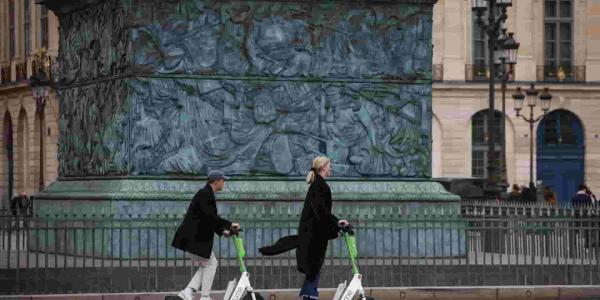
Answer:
[
  {"xmin": 461, "ymin": 199, "xmax": 599, "ymax": 217},
  {"xmin": 1, "ymin": 210, "xmax": 599, "ymax": 295}
]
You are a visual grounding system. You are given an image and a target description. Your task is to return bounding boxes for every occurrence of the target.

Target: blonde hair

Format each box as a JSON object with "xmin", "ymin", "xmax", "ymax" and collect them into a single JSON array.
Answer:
[{"xmin": 306, "ymin": 156, "xmax": 330, "ymax": 184}]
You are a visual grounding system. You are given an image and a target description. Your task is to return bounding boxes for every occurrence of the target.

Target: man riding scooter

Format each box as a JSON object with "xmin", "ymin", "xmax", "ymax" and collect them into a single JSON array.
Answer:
[{"xmin": 171, "ymin": 170, "xmax": 241, "ymax": 300}]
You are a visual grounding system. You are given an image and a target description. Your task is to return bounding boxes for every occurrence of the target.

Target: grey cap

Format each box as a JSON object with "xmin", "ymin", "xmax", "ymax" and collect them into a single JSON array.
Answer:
[{"xmin": 207, "ymin": 170, "xmax": 230, "ymax": 181}]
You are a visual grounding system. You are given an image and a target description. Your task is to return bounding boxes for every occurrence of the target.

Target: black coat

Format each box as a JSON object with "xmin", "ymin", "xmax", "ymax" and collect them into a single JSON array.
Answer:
[
  {"xmin": 572, "ymin": 193, "xmax": 592, "ymax": 206},
  {"xmin": 171, "ymin": 184, "xmax": 232, "ymax": 259},
  {"xmin": 259, "ymin": 235, "xmax": 300, "ymax": 256},
  {"xmin": 296, "ymin": 174, "xmax": 340, "ymax": 279}
]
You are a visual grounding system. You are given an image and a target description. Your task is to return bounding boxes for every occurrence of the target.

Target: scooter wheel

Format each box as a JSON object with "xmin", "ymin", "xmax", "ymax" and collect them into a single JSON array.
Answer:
[{"xmin": 242, "ymin": 292, "xmax": 265, "ymax": 300}]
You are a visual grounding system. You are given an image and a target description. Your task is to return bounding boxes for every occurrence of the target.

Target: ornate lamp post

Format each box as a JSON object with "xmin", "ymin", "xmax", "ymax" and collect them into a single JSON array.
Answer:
[
  {"xmin": 472, "ymin": 0, "xmax": 513, "ymax": 198},
  {"xmin": 29, "ymin": 48, "xmax": 52, "ymax": 192},
  {"xmin": 512, "ymin": 84, "xmax": 552, "ymax": 188},
  {"xmin": 496, "ymin": 31, "xmax": 520, "ymax": 191}
]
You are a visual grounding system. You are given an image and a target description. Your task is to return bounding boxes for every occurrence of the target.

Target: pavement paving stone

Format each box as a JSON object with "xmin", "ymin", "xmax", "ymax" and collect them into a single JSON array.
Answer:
[
  {"xmin": 558, "ymin": 286, "xmax": 600, "ymax": 298},
  {"xmin": 1, "ymin": 286, "xmax": 600, "ymax": 299},
  {"xmin": 497, "ymin": 286, "xmax": 559, "ymax": 299}
]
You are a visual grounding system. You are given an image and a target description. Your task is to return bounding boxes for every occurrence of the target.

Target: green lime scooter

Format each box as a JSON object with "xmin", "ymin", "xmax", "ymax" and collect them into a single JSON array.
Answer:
[
  {"xmin": 332, "ymin": 226, "xmax": 374, "ymax": 300},
  {"xmin": 223, "ymin": 229, "xmax": 264, "ymax": 300}
]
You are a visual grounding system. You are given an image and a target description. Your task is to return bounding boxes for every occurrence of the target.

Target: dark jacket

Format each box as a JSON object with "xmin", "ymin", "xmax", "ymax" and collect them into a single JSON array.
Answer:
[
  {"xmin": 296, "ymin": 174, "xmax": 340, "ymax": 279},
  {"xmin": 508, "ymin": 191, "xmax": 522, "ymax": 202},
  {"xmin": 10, "ymin": 195, "xmax": 29, "ymax": 216},
  {"xmin": 521, "ymin": 187, "xmax": 537, "ymax": 202},
  {"xmin": 572, "ymin": 192, "xmax": 592, "ymax": 206},
  {"xmin": 171, "ymin": 184, "xmax": 232, "ymax": 259},
  {"xmin": 259, "ymin": 235, "xmax": 300, "ymax": 256},
  {"xmin": 258, "ymin": 174, "xmax": 340, "ymax": 279}
]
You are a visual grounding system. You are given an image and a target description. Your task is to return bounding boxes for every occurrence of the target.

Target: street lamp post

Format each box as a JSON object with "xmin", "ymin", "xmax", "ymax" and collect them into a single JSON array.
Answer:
[
  {"xmin": 472, "ymin": 0, "xmax": 513, "ymax": 198},
  {"xmin": 512, "ymin": 84, "xmax": 552, "ymax": 188},
  {"xmin": 29, "ymin": 48, "xmax": 52, "ymax": 192},
  {"xmin": 496, "ymin": 32, "xmax": 520, "ymax": 191}
]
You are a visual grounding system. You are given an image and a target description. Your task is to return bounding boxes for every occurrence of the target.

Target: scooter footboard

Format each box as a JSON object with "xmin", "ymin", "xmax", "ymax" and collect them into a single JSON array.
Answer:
[
  {"xmin": 332, "ymin": 280, "xmax": 347, "ymax": 300},
  {"xmin": 228, "ymin": 272, "xmax": 254, "ymax": 300},
  {"xmin": 223, "ymin": 279, "xmax": 237, "ymax": 300},
  {"xmin": 338, "ymin": 275, "xmax": 365, "ymax": 300}
]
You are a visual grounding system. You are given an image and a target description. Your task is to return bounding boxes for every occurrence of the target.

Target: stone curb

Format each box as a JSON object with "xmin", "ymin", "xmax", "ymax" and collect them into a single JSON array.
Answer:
[{"xmin": 1, "ymin": 286, "xmax": 600, "ymax": 299}]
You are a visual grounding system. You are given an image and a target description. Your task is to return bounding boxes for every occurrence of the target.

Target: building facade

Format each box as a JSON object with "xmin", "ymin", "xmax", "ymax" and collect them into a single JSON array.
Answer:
[
  {"xmin": 432, "ymin": 0, "xmax": 600, "ymax": 202},
  {"xmin": 0, "ymin": 0, "xmax": 59, "ymax": 208}
]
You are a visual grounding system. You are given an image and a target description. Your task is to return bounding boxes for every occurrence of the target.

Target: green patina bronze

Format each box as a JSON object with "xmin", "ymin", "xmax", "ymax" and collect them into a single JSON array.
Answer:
[
  {"xmin": 54, "ymin": 0, "xmax": 435, "ymax": 178},
  {"xmin": 41, "ymin": 0, "xmax": 452, "ymax": 210},
  {"xmin": 37, "ymin": 179, "xmax": 457, "ymax": 202}
]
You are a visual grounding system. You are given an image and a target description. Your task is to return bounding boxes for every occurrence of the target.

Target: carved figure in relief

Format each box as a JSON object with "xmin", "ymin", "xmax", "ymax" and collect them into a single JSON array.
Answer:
[{"xmin": 58, "ymin": 2, "xmax": 433, "ymax": 177}]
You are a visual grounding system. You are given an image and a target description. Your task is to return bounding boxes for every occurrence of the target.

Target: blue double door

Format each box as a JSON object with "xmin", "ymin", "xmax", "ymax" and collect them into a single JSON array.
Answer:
[{"xmin": 536, "ymin": 110, "xmax": 585, "ymax": 204}]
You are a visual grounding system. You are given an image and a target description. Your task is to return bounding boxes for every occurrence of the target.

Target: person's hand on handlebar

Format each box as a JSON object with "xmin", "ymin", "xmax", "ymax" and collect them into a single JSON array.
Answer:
[
  {"xmin": 223, "ymin": 223, "xmax": 241, "ymax": 238},
  {"xmin": 338, "ymin": 220, "xmax": 350, "ymax": 228},
  {"xmin": 337, "ymin": 220, "xmax": 355, "ymax": 236},
  {"xmin": 231, "ymin": 223, "xmax": 241, "ymax": 231}
]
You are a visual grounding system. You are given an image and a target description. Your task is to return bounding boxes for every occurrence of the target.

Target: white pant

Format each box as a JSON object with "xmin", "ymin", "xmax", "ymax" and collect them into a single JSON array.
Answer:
[{"xmin": 187, "ymin": 251, "xmax": 218, "ymax": 298}]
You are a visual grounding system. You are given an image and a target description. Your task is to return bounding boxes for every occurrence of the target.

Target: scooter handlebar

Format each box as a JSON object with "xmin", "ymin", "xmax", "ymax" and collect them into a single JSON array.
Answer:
[
  {"xmin": 229, "ymin": 227, "xmax": 243, "ymax": 236},
  {"xmin": 339, "ymin": 224, "xmax": 354, "ymax": 235}
]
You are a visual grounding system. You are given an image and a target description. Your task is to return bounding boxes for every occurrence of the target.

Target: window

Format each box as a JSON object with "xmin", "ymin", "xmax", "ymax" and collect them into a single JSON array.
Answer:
[
  {"xmin": 9, "ymin": 0, "xmax": 16, "ymax": 59},
  {"xmin": 471, "ymin": 8, "xmax": 502, "ymax": 81},
  {"xmin": 544, "ymin": 0, "xmax": 573, "ymax": 81},
  {"xmin": 24, "ymin": 0, "xmax": 31, "ymax": 57},
  {"xmin": 472, "ymin": 12, "xmax": 489, "ymax": 80},
  {"xmin": 471, "ymin": 110, "xmax": 502, "ymax": 178},
  {"xmin": 40, "ymin": 5, "xmax": 48, "ymax": 49}
]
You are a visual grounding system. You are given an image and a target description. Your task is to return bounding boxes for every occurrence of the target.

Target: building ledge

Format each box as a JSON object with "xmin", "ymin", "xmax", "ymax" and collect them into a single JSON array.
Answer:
[{"xmin": 0, "ymin": 80, "xmax": 30, "ymax": 92}]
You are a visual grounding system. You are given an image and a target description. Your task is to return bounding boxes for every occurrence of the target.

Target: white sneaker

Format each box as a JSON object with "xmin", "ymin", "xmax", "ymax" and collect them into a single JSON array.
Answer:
[
  {"xmin": 178, "ymin": 287, "xmax": 195, "ymax": 300},
  {"xmin": 199, "ymin": 297, "xmax": 213, "ymax": 300}
]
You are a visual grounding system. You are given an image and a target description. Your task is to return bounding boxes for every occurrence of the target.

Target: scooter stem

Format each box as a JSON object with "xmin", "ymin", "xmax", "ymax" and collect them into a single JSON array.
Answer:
[
  {"xmin": 343, "ymin": 232, "xmax": 359, "ymax": 275},
  {"xmin": 233, "ymin": 236, "xmax": 247, "ymax": 273}
]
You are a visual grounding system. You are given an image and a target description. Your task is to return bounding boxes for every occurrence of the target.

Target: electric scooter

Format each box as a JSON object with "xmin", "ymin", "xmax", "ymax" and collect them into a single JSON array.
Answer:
[
  {"xmin": 222, "ymin": 228, "xmax": 264, "ymax": 300},
  {"xmin": 166, "ymin": 228, "xmax": 264, "ymax": 300},
  {"xmin": 332, "ymin": 226, "xmax": 374, "ymax": 300}
]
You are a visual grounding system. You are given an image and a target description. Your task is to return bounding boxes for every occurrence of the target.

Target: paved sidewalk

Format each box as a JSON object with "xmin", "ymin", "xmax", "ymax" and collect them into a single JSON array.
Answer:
[{"xmin": 1, "ymin": 286, "xmax": 600, "ymax": 300}]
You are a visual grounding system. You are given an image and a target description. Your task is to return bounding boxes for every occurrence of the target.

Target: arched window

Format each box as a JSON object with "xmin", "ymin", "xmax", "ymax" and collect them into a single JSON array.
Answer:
[
  {"xmin": 3, "ymin": 112, "xmax": 14, "ymax": 204},
  {"xmin": 541, "ymin": 109, "xmax": 582, "ymax": 146},
  {"xmin": 17, "ymin": 108, "xmax": 29, "ymax": 194},
  {"xmin": 471, "ymin": 110, "xmax": 502, "ymax": 178},
  {"xmin": 34, "ymin": 105, "xmax": 46, "ymax": 191}
]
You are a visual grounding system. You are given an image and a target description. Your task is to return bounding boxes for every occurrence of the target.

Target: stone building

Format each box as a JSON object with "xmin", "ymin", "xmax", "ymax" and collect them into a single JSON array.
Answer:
[
  {"xmin": 0, "ymin": 0, "xmax": 59, "ymax": 208},
  {"xmin": 432, "ymin": 0, "xmax": 600, "ymax": 203}
]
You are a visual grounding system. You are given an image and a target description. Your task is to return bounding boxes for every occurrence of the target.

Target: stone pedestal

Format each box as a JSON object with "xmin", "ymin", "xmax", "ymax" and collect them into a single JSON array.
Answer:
[
  {"xmin": 37, "ymin": 0, "xmax": 461, "ymax": 259},
  {"xmin": 32, "ymin": 179, "xmax": 462, "ymax": 258}
]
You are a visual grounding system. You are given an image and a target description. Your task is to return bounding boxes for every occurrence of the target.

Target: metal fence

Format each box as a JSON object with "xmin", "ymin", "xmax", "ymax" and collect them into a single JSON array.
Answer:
[
  {"xmin": 462, "ymin": 198, "xmax": 599, "ymax": 208},
  {"xmin": 461, "ymin": 199, "xmax": 600, "ymax": 216},
  {"xmin": 1, "ymin": 209, "xmax": 600, "ymax": 295}
]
